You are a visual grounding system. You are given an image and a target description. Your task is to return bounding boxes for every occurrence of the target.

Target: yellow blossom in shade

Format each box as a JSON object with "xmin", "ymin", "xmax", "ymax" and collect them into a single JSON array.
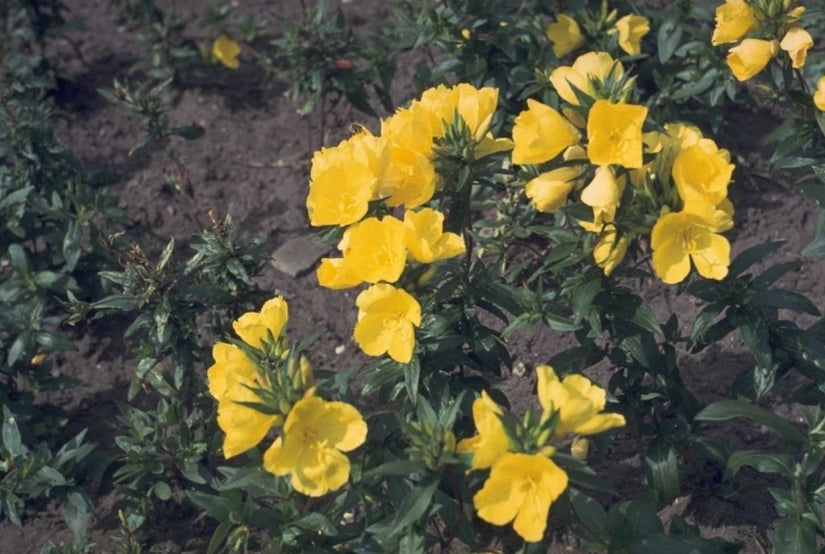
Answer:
[
  {"xmin": 814, "ymin": 76, "xmax": 825, "ymax": 111},
  {"xmin": 263, "ymin": 395, "xmax": 367, "ymax": 497},
  {"xmin": 511, "ymin": 99, "xmax": 579, "ymax": 165},
  {"xmin": 546, "ymin": 14, "xmax": 584, "ymax": 58},
  {"xmin": 403, "ymin": 208, "xmax": 465, "ymax": 263},
  {"xmin": 711, "ymin": 0, "xmax": 757, "ymax": 46},
  {"xmin": 536, "ymin": 365, "xmax": 626, "ymax": 437},
  {"xmin": 615, "ymin": 14, "xmax": 650, "ymax": 55},
  {"xmin": 207, "ymin": 342, "xmax": 281, "ymax": 458},
  {"xmin": 233, "ymin": 296, "xmax": 289, "ymax": 349},
  {"xmin": 550, "ymin": 52, "xmax": 625, "ymax": 106},
  {"xmin": 780, "ymin": 27, "xmax": 813, "ymax": 69},
  {"xmin": 525, "ymin": 167, "xmax": 582, "ymax": 213},
  {"xmin": 592, "ymin": 228, "xmax": 628, "ymax": 276},
  {"xmin": 651, "ymin": 200, "xmax": 733, "ymax": 284},
  {"xmin": 317, "ymin": 216, "xmax": 407, "ymax": 289},
  {"xmin": 473, "ymin": 452, "xmax": 568, "ymax": 542},
  {"xmin": 727, "ymin": 39, "xmax": 779, "ymax": 81},
  {"xmin": 457, "ymin": 391, "xmax": 511, "ymax": 470},
  {"xmin": 580, "ymin": 165, "xmax": 625, "ymax": 225},
  {"xmin": 213, "ymin": 35, "xmax": 241, "ymax": 68},
  {"xmin": 586, "ymin": 100, "xmax": 647, "ymax": 168},
  {"xmin": 672, "ymin": 144, "xmax": 735, "ymax": 206},
  {"xmin": 353, "ymin": 284, "xmax": 421, "ymax": 363}
]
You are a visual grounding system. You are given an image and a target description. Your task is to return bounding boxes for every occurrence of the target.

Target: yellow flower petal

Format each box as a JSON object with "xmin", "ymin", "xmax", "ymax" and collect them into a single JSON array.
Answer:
[
  {"xmin": 546, "ymin": 14, "xmax": 584, "ymax": 58},
  {"xmin": 524, "ymin": 167, "xmax": 581, "ymax": 213},
  {"xmin": 780, "ymin": 27, "xmax": 813, "ymax": 69},
  {"xmin": 213, "ymin": 35, "xmax": 241, "ymax": 68},
  {"xmin": 233, "ymin": 296, "xmax": 289, "ymax": 349},
  {"xmin": 512, "ymin": 99, "xmax": 578, "ymax": 165},
  {"xmin": 586, "ymin": 100, "xmax": 647, "ymax": 168},
  {"xmin": 615, "ymin": 14, "xmax": 650, "ymax": 55},
  {"xmin": 404, "ymin": 208, "xmax": 466, "ymax": 263},
  {"xmin": 726, "ymin": 39, "xmax": 778, "ymax": 82},
  {"xmin": 711, "ymin": 0, "xmax": 757, "ymax": 45},
  {"xmin": 814, "ymin": 76, "xmax": 825, "ymax": 111},
  {"xmin": 354, "ymin": 284, "xmax": 421, "ymax": 363},
  {"xmin": 457, "ymin": 391, "xmax": 510, "ymax": 470}
]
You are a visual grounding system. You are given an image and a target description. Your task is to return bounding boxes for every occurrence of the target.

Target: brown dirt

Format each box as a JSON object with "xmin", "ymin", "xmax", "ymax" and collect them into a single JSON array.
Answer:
[{"xmin": 4, "ymin": 0, "xmax": 825, "ymax": 552}]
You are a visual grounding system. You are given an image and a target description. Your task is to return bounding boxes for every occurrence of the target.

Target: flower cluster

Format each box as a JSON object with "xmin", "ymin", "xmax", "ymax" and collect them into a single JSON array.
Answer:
[
  {"xmin": 458, "ymin": 365, "xmax": 624, "ymax": 542},
  {"xmin": 511, "ymin": 50, "xmax": 737, "ymax": 283},
  {"xmin": 207, "ymin": 297, "xmax": 367, "ymax": 496},
  {"xmin": 546, "ymin": 5, "xmax": 650, "ymax": 59},
  {"xmin": 307, "ymin": 84, "xmax": 509, "ymax": 362},
  {"xmin": 711, "ymin": 0, "xmax": 813, "ymax": 81}
]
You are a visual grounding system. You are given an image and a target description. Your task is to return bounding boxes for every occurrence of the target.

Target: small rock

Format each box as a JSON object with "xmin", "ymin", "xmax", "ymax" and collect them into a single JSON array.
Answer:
[{"xmin": 271, "ymin": 234, "xmax": 330, "ymax": 278}]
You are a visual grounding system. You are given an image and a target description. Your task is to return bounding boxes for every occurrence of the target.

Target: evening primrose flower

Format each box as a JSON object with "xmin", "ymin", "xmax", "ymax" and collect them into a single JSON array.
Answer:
[
  {"xmin": 672, "ymin": 144, "xmax": 735, "ymax": 206},
  {"xmin": 263, "ymin": 395, "xmax": 367, "ymax": 497},
  {"xmin": 586, "ymin": 100, "xmax": 647, "ymax": 168},
  {"xmin": 473, "ymin": 452, "xmax": 568, "ymax": 542},
  {"xmin": 592, "ymin": 227, "xmax": 628, "ymax": 276},
  {"xmin": 213, "ymin": 35, "xmax": 241, "ymax": 68},
  {"xmin": 546, "ymin": 14, "xmax": 584, "ymax": 58},
  {"xmin": 403, "ymin": 208, "xmax": 465, "ymax": 263},
  {"xmin": 536, "ymin": 365, "xmax": 626, "ymax": 437},
  {"xmin": 549, "ymin": 52, "xmax": 626, "ymax": 106},
  {"xmin": 511, "ymin": 99, "xmax": 579, "ymax": 165},
  {"xmin": 317, "ymin": 216, "xmax": 407, "ymax": 289},
  {"xmin": 780, "ymin": 27, "xmax": 813, "ymax": 69},
  {"xmin": 233, "ymin": 296, "xmax": 289, "ymax": 349},
  {"xmin": 651, "ymin": 200, "xmax": 733, "ymax": 284},
  {"xmin": 525, "ymin": 166, "xmax": 583, "ymax": 213},
  {"xmin": 814, "ymin": 76, "xmax": 825, "ymax": 111},
  {"xmin": 457, "ymin": 391, "xmax": 511, "ymax": 470},
  {"xmin": 711, "ymin": 0, "xmax": 757, "ymax": 46},
  {"xmin": 353, "ymin": 283, "xmax": 421, "ymax": 363},
  {"xmin": 615, "ymin": 14, "xmax": 650, "ymax": 55},
  {"xmin": 580, "ymin": 166, "xmax": 625, "ymax": 225},
  {"xmin": 726, "ymin": 39, "xmax": 779, "ymax": 81}
]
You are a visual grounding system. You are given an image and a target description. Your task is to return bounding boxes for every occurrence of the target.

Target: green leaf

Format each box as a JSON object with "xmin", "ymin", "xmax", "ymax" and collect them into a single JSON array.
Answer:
[
  {"xmin": 695, "ymin": 400, "xmax": 805, "ymax": 448},
  {"xmin": 657, "ymin": 17, "xmax": 682, "ymax": 64},
  {"xmin": 2, "ymin": 406, "xmax": 25, "ymax": 458},
  {"xmin": 725, "ymin": 450, "xmax": 796, "ymax": 478},
  {"xmin": 63, "ymin": 221, "xmax": 82, "ymax": 272},
  {"xmin": 153, "ymin": 481, "xmax": 172, "ymax": 500},
  {"xmin": 643, "ymin": 441, "xmax": 679, "ymax": 504},
  {"xmin": 728, "ymin": 241, "xmax": 784, "ymax": 276},
  {"xmin": 404, "ymin": 357, "xmax": 420, "ymax": 404},
  {"xmin": 801, "ymin": 234, "xmax": 825, "ymax": 257},
  {"xmin": 65, "ymin": 491, "xmax": 93, "ymax": 545},
  {"xmin": 569, "ymin": 489, "xmax": 608, "ymax": 541},
  {"xmin": 366, "ymin": 475, "xmax": 440, "ymax": 539},
  {"xmin": 7, "ymin": 244, "xmax": 30, "ymax": 275},
  {"xmin": 749, "ymin": 290, "xmax": 820, "ymax": 316},
  {"xmin": 773, "ymin": 518, "xmax": 816, "ymax": 554},
  {"xmin": 570, "ymin": 276, "xmax": 602, "ymax": 323}
]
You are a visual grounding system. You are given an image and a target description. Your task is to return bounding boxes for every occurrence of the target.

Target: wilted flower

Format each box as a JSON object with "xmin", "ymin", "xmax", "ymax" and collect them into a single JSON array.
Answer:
[
  {"xmin": 651, "ymin": 200, "xmax": 733, "ymax": 284},
  {"xmin": 814, "ymin": 76, "xmax": 825, "ymax": 111},
  {"xmin": 403, "ymin": 208, "xmax": 465, "ymax": 263},
  {"xmin": 586, "ymin": 100, "xmax": 647, "ymax": 168},
  {"xmin": 353, "ymin": 283, "xmax": 421, "ymax": 363},
  {"xmin": 213, "ymin": 35, "xmax": 241, "ymax": 68},
  {"xmin": 615, "ymin": 14, "xmax": 650, "ymax": 55},
  {"xmin": 711, "ymin": 0, "xmax": 757, "ymax": 46},
  {"xmin": 473, "ymin": 452, "xmax": 568, "ymax": 542},
  {"xmin": 512, "ymin": 99, "xmax": 579, "ymax": 165},
  {"xmin": 546, "ymin": 14, "xmax": 584, "ymax": 58},
  {"xmin": 536, "ymin": 365, "xmax": 626, "ymax": 437},
  {"xmin": 525, "ymin": 166, "xmax": 583, "ymax": 213},
  {"xmin": 457, "ymin": 391, "xmax": 511, "ymax": 470},
  {"xmin": 263, "ymin": 395, "xmax": 367, "ymax": 497},
  {"xmin": 726, "ymin": 38, "xmax": 778, "ymax": 81},
  {"xmin": 780, "ymin": 27, "xmax": 813, "ymax": 69}
]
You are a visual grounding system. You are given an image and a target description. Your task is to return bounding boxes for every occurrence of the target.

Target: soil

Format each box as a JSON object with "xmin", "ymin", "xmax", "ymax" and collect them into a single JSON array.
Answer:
[{"xmin": 3, "ymin": 0, "xmax": 825, "ymax": 552}]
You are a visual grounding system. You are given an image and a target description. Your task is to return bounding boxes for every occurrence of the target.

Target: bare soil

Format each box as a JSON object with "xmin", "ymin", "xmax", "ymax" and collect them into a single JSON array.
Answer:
[{"xmin": 3, "ymin": 0, "xmax": 825, "ymax": 552}]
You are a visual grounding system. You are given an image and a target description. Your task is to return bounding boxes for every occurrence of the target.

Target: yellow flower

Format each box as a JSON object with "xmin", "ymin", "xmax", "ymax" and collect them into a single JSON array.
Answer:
[
  {"xmin": 586, "ymin": 100, "xmax": 647, "ymax": 168},
  {"xmin": 511, "ymin": 99, "xmax": 579, "ymax": 165},
  {"xmin": 536, "ymin": 365, "xmax": 626, "ymax": 437},
  {"xmin": 592, "ymin": 227, "xmax": 628, "ymax": 276},
  {"xmin": 454, "ymin": 83, "xmax": 499, "ymax": 142},
  {"xmin": 615, "ymin": 14, "xmax": 650, "ymax": 55},
  {"xmin": 353, "ymin": 284, "xmax": 421, "ymax": 363},
  {"xmin": 233, "ymin": 296, "xmax": 289, "ymax": 349},
  {"xmin": 263, "ymin": 395, "xmax": 367, "ymax": 497},
  {"xmin": 306, "ymin": 132, "xmax": 394, "ymax": 226},
  {"xmin": 403, "ymin": 208, "xmax": 465, "ymax": 263},
  {"xmin": 814, "ymin": 76, "xmax": 825, "ymax": 111},
  {"xmin": 317, "ymin": 216, "xmax": 407, "ymax": 289},
  {"xmin": 672, "ymin": 144, "xmax": 735, "ymax": 206},
  {"xmin": 651, "ymin": 200, "xmax": 733, "ymax": 284},
  {"xmin": 580, "ymin": 165, "xmax": 625, "ymax": 225},
  {"xmin": 473, "ymin": 452, "xmax": 568, "ymax": 542},
  {"xmin": 780, "ymin": 27, "xmax": 813, "ymax": 69},
  {"xmin": 549, "ymin": 52, "xmax": 625, "ymax": 106},
  {"xmin": 525, "ymin": 166, "xmax": 582, "ymax": 213},
  {"xmin": 457, "ymin": 391, "xmax": 511, "ymax": 470},
  {"xmin": 726, "ymin": 38, "xmax": 779, "ymax": 81},
  {"xmin": 711, "ymin": 0, "xmax": 757, "ymax": 46},
  {"xmin": 546, "ymin": 14, "xmax": 584, "ymax": 58},
  {"xmin": 213, "ymin": 35, "xmax": 241, "ymax": 68}
]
